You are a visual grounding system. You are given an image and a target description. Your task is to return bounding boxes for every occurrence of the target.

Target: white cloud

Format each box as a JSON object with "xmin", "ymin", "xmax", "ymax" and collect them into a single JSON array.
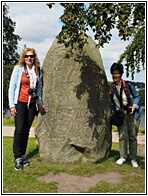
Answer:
[
  {"xmin": 7, "ymin": 2, "xmax": 63, "ymax": 66},
  {"xmin": 6, "ymin": 2, "xmax": 145, "ymax": 82},
  {"xmin": 7, "ymin": 2, "xmax": 63, "ymax": 42}
]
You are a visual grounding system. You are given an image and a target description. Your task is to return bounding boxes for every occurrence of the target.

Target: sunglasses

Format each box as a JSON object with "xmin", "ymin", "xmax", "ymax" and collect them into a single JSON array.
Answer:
[{"xmin": 24, "ymin": 55, "xmax": 35, "ymax": 58}]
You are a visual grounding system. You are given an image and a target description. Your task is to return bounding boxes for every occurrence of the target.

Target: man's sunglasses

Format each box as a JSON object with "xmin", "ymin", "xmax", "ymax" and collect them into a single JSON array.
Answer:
[{"xmin": 24, "ymin": 55, "xmax": 35, "ymax": 58}]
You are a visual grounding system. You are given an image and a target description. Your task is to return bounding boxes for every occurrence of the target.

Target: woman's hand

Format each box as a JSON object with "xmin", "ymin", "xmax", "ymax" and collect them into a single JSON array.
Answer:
[
  {"xmin": 129, "ymin": 106, "xmax": 136, "ymax": 114},
  {"xmin": 37, "ymin": 104, "xmax": 46, "ymax": 114},
  {"xmin": 10, "ymin": 107, "xmax": 17, "ymax": 117}
]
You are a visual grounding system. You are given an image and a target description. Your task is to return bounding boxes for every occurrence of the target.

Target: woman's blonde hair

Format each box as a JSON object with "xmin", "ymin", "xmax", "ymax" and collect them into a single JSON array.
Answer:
[{"xmin": 17, "ymin": 48, "xmax": 40, "ymax": 74}]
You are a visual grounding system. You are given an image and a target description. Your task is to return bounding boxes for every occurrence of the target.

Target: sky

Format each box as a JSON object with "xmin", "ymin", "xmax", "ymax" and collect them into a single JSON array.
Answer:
[{"xmin": 5, "ymin": 2, "xmax": 145, "ymax": 82}]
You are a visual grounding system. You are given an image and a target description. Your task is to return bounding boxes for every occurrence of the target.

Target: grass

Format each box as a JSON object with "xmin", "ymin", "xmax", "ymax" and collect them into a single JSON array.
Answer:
[
  {"xmin": 3, "ymin": 116, "xmax": 37, "ymax": 127},
  {"xmin": 112, "ymin": 125, "xmax": 145, "ymax": 133},
  {"xmin": 3, "ymin": 137, "xmax": 145, "ymax": 193}
]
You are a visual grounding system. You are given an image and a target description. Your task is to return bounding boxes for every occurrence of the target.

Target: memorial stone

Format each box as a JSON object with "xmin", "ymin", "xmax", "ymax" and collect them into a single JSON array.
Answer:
[{"xmin": 34, "ymin": 36, "xmax": 112, "ymax": 163}]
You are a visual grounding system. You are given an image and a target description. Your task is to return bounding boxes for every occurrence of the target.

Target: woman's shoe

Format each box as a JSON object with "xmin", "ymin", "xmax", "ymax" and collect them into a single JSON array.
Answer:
[
  {"xmin": 14, "ymin": 158, "xmax": 23, "ymax": 170},
  {"xmin": 116, "ymin": 158, "xmax": 126, "ymax": 165},
  {"xmin": 21, "ymin": 155, "xmax": 30, "ymax": 166},
  {"xmin": 131, "ymin": 160, "xmax": 138, "ymax": 167}
]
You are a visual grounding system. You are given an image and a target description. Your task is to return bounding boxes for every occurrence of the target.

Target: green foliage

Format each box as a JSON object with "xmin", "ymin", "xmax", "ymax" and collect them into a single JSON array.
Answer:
[
  {"xmin": 118, "ymin": 3, "xmax": 145, "ymax": 80},
  {"xmin": 3, "ymin": 3, "xmax": 21, "ymax": 65},
  {"xmin": 133, "ymin": 82, "xmax": 145, "ymax": 88},
  {"xmin": 119, "ymin": 25, "xmax": 145, "ymax": 80},
  {"xmin": 3, "ymin": 64, "xmax": 14, "ymax": 113},
  {"xmin": 3, "ymin": 3, "xmax": 21, "ymax": 113},
  {"xmin": 47, "ymin": 3, "xmax": 145, "ymax": 79},
  {"xmin": 3, "ymin": 137, "xmax": 145, "ymax": 193},
  {"xmin": 138, "ymin": 89, "xmax": 145, "ymax": 106}
]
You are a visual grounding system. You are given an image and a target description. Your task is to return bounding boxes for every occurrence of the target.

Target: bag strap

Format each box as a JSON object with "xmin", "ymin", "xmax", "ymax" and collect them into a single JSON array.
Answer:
[
  {"xmin": 110, "ymin": 80, "xmax": 132, "ymax": 105},
  {"xmin": 110, "ymin": 83, "xmax": 123, "ymax": 109},
  {"xmin": 122, "ymin": 80, "xmax": 132, "ymax": 106}
]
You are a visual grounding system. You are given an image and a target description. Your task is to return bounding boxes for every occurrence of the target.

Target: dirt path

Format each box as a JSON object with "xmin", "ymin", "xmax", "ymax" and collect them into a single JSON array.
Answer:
[
  {"xmin": 37, "ymin": 172, "xmax": 122, "ymax": 193},
  {"xmin": 3, "ymin": 126, "xmax": 145, "ymax": 144}
]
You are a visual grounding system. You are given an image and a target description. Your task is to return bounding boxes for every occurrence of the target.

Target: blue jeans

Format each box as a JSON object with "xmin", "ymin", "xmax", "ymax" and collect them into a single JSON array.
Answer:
[
  {"xmin": 13, "ymin": 101, "xmax": 37, "ymax": 159},
  {"xmin": 118, "ymin": 113, "xmax": 141, "ymax": 160}
]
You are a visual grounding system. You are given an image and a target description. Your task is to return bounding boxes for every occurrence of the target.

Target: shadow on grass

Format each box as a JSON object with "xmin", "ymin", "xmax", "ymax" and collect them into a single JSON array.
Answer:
[
  {"xmin": 110, "ymin": 149, "xmax": 119, "ymax": 158},
  {"xmin": 27, "ymin": 146, "xmax": 39, "ymax": 159},
  {"xmin": 109, "ymin": 148, "xmax": 145, "ymax": 170}
]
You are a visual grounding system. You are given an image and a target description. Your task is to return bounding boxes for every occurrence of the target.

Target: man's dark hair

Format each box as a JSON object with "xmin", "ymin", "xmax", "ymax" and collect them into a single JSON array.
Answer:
[{"xmin": 110, "ymin": 62, "xmax": 124, "ymax": 74}]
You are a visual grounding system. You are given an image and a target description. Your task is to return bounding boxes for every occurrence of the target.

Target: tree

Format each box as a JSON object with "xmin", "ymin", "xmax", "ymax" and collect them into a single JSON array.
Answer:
[
  {"xmin": 3, "ymin": 3, "xmax": 21, "ymax": 113},
  {"xmin": 3, "ymin": 3, "xmax": 21, "ymax": 65},
  {"xmin": 3, "ymin": 65, "xmax": 14, "ymax": 114},
  {"xmin": 47, "ymin": 3, "xmax": 145, "ymax": 79},
  {"xmin": 138, "ymin": 89, "xmax": 145, "ymax": 106}
]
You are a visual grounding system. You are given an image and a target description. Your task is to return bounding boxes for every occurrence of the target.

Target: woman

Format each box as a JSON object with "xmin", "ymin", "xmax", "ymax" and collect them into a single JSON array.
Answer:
[
  {"xmin": 109, "ymin": 62, "xmax": 142, "ymax": 167},
  {"xmin": 8, "ymin": 48, "xmax": 45, "ymax": 170}
]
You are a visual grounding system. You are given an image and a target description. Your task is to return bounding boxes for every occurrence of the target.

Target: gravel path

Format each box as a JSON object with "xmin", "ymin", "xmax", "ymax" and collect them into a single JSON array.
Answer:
[{"xmin": 3, "ymin": 126, "xmax": 145, "ymax": 144}]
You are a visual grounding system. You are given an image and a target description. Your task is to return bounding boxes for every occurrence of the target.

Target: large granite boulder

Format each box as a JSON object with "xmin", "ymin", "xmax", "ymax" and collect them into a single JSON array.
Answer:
[{"xmin": 34, "ymin": 36, "xmax": 112, "ymax": 163}]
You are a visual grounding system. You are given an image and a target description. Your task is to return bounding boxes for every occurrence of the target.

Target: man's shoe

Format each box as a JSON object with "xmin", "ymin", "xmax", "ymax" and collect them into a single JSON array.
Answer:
[
  {"xmin": 116, "ymin": 158, "xmax": 126, "ymax": 165},
  {"xmin": 14, "ymin": 158, "xmax": 23, "ymax": 170},
  {"xmin": 131, "ymin": 160, "xmax": 138, "ymax": 168},
  {"xmin": 21, "ymin": 155, "xmax": 30, "ymax": 166}
]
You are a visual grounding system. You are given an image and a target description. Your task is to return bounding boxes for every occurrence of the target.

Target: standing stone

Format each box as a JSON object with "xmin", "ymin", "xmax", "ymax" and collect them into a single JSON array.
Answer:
[{"xmin": 34, "ymin": 36, "xmax": 112, "ymax": 163}]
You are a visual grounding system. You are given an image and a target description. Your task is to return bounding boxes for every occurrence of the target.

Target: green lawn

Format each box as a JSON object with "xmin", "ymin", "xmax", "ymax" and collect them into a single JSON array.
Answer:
[{"xmin": 3, "ymin": 137, "xmax": 145, "ymax": 193}]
